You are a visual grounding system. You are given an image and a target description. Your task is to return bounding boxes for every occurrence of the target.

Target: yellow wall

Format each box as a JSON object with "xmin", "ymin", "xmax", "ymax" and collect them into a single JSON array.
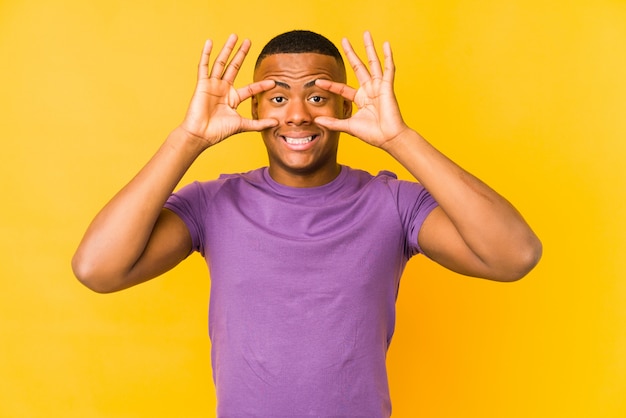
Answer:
[{"xmin": 1, "ymin": 0, "xmax": 625, "ymax": 416}]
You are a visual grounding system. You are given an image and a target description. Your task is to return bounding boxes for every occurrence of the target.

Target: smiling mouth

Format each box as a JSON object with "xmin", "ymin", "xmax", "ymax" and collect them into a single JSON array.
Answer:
[{"xmin": 283, "ymin": 135, "xmax": 316, "ymax": 145}]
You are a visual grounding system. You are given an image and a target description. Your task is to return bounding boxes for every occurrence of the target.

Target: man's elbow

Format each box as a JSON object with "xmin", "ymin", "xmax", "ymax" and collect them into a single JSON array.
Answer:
[
  {"xmin": 71, "ymin": 253, "xmax": 123, "ymax": 294},
  {"xmin": 493, "ymin": 236, "xmax": 543, "ymax": 282}
]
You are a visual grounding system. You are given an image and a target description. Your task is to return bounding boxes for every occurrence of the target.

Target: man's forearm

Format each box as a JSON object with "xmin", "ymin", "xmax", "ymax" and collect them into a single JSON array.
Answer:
[{"xmin": 71, "ymin": 128, "xmax": 204, "ymax": 289}]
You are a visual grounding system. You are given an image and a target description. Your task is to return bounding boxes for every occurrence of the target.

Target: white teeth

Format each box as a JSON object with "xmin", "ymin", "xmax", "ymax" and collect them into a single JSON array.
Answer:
[{"xmin": 284, "ymin": 136, "xmax": 313, "ymax": 145}]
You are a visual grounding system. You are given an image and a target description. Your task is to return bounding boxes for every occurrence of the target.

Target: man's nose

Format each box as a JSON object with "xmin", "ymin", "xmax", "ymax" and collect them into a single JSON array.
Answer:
[{"xmin": 285, "ymin": 100, "xmax": 311, "ymax": 125}]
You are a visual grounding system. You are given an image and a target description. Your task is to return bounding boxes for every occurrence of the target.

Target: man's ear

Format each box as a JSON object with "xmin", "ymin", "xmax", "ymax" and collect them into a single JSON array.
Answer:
[
  {"xmin": 342, "ymin": 99, "xmax": 352, "ymax": 119},
  {"xmin": 251, "ymin": 95, "xmax": 258, "ymax": 120}
]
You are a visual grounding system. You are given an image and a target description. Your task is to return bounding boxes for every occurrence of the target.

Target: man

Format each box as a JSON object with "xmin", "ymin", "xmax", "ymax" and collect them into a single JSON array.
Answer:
[{"xmin": 73, "ymin": 30, "xmax": 541, "ymax": 417}]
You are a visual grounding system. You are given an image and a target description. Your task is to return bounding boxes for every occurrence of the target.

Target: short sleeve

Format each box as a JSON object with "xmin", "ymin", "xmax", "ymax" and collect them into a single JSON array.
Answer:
[
  {"xmin": 164, "ymin": 181, "xmax": 207, "ymax": 256},
  {"xmin": 382, "ymin": 174, "xmax": 439, "ymax": 258}
]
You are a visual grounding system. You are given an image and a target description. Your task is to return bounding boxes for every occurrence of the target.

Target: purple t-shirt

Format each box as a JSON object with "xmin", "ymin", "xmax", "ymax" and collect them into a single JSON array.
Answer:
[{"xmin": 164, "ymin": 165, "xmax": 438, "ymax": 417}]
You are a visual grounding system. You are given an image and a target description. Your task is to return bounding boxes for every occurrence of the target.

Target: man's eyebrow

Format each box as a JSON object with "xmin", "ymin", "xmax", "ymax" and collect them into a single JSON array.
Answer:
[
  {"xmin": 304, "ymin": 79, "xmax": 319, "ymax": 88},
  {"xmin": 274, "ymin": 81, "xmax": 290, "ymax": 90},
  {"xmin": 272, "ymin": 79, "xmax": 320, "ymax": 90}
]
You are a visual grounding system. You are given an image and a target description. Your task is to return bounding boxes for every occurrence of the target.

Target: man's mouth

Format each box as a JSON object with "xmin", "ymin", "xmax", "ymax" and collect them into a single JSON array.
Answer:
[{"xmin": 283, "ymin": 135, "xmax": 315, "ymax": 145}]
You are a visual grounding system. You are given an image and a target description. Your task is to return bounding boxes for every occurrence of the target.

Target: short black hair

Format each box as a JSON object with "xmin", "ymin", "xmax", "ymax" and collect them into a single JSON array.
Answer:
[{"xmin": 255, "ymin": 30, "xmax": 344, "ymax": 69}]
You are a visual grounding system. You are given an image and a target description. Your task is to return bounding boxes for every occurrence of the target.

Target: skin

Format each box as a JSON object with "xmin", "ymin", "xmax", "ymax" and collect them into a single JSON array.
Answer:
[
  {"xmin": 72, "ymin": 32, "xmax": 542, "ymax": 293},
  {"xmin": 251, "ymin": 53, "xmax": 351, "ymax": 187}
]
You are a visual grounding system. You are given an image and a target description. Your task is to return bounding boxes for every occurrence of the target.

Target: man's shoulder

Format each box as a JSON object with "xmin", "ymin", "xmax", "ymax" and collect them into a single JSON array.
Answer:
[
  {"xmin": 190, "ymin": 167, "xmax": 267, "ymax": 191},
  {"xmin": 344, "ymin": 166, "xmax": 430, "ymax": 202},
  {"xmin": 342, "ymin": 166, "xmax": 401, "ymax": 189},
  {"xmin": 171, "ymin": 168, "xmax": 267, "ymax": 203},
  {"xmin": 216, "ymin": 167, "xmax": 266, "ymax": 183},
  {"xmin": 343, "ymin": 165, "xmax": 396, "ymax": 179}
]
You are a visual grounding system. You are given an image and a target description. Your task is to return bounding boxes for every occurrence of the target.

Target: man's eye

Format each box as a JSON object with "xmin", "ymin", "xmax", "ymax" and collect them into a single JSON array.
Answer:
[
  {"xmin": 270, "ymin": 97, "xmax": 286, "ymax": 104},
  {"xmin": 309, "ymin": 96, "xmax": 325, "ymax": 103}
]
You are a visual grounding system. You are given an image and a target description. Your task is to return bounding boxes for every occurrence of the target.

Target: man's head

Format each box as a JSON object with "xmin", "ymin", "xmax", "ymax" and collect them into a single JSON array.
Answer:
[
  {"xmin": 255, "ymin": 30, "xmax": 346, "ymax": 83},
  {"xmin": 251, "ymin": 30, "xmax": 351, "ymax": 187}
]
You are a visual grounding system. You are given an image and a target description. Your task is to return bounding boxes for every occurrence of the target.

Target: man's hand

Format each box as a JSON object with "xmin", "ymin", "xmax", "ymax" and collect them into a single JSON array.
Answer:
[
  {"xmin": 180, "ymin": 34, "xmax": 278, "ymax": 149},
  {"xmin": 314, "ymin": 31, "xmax": 408, "ymax": 149}
]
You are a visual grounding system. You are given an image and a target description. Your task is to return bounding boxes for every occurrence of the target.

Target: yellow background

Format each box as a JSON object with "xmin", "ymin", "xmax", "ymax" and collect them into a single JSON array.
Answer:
[{"xmin": 1, "ymin": 0, "xmax": 625, "ymax": 416}]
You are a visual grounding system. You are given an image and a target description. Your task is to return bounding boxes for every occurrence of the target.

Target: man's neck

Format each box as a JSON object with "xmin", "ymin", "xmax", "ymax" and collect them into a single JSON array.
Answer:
[{"xmin": 267, "ymin": 163, "xmax": 341, "ymax": 188}]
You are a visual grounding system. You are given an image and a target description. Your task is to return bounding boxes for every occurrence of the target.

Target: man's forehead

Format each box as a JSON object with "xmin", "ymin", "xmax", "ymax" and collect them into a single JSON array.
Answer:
[{"xmin": 253, "ymin": 53, "xmax": 345, "ymax": 82}]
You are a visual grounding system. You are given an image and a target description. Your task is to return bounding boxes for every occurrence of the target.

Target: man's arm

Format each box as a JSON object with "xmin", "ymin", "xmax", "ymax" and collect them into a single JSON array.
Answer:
[
  {"xmin": 72, "ymin": 35, "xmax": 277, "ymax": 293},
  {"xmin": 316, "ymin": 32, "xmax": 542, "ymax": 281},
  {"xmin": 385, "ymin": 131, "xmax": 542, "ymax": 281}
]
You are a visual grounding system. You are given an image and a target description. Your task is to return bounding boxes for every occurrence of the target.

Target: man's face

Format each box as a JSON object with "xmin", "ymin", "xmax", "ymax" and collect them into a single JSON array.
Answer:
[{"xmin": 252, "ymin": 53, "xmax": 351, "ymax": 187}]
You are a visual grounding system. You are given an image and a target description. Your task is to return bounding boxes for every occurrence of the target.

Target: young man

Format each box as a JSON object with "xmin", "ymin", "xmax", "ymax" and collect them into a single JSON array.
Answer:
[{"xmin": 73, "ymin": 30, "xmax": 541, "ymax": 417}]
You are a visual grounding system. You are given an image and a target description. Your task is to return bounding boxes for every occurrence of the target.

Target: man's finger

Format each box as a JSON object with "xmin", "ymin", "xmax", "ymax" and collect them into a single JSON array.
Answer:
[
  {"xmin": 382, "ymin": 42, "xmax": 395, "ymax": 84},
  {"xmin": 363, "ymin": 31, "xmax": 383, "ymax": 79},
  {"xmin": 236, "ymin": 80, "xmax": 276, "ymax": 102},
  {"xmin": 222, "ymin": 39, "xmax": 251, "ymax": 84},
  {"xmin": 240, "ymin": 117, "xmax": 279, "ymax": 133},
  {"xmin": 314, "ymin": 116, "xmax": 350, "ymax": 134},
  {"xmin": 197, "ymin": 40, "xmax": 213, "ymax": 80},
  {"xmin": 210, "ymin": 34, "xmax": 238, "ymax": 78},
  {"xmin": 315, "ymin": 79, "xmax": 357, "ymax": 102},
  {"xmin": 342, "ymin": 38, "xmax": 371, "ymax": 85}
]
